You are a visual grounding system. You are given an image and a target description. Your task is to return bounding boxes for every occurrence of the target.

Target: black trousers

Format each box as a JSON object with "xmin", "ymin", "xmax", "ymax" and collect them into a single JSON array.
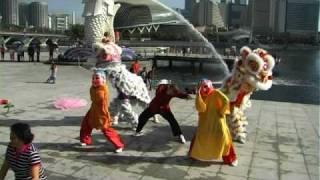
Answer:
[{"xmin": 136, "ymin": 107, "xmax": 182, "ymax": 136}]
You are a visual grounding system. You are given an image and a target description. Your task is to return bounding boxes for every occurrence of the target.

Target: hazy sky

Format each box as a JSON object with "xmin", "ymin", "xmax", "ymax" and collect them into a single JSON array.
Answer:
[
  {"xmin": 28, "ymin": 0, "xmax": 320, "ymax": 31},
  {"xmin": 31, "ymin": 0, "xmax": 184, "ymax": 23}
]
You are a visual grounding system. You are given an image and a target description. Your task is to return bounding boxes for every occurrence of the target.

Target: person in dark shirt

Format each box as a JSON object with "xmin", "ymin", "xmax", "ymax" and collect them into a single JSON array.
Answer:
[{"xmin": 135, "ymin": 79, "xmax": 191, "ymax": 144}]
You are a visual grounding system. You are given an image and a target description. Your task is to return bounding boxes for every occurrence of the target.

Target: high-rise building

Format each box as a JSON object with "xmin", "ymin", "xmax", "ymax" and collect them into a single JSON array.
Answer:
[
  {"xmin": 0, "ymin": 0, "xmax": 19, "ymax": 25},
  {"xmin": 19, "ymin": 2, "xmax": 29, "ymax": 27},
  {"xmin": 285, "ymin": 0, "xmax": 319, "ymax": 35},
  {"xmin": 72, "ymin": 11, "xmax": 76, "ymax": 25},
  {"xmin": 228, "ymin": 2, "xmax": 248, "ymax": 28},
  {"xmin": 184, "ymin": 0, "xmax": 196, "ymax": 21},
  {"xmin": 192, "ymin": 0, "xmax": 213, "ymax": 26},
  {"xmin": 51, "ymin": 14, "xmax": 70, "ymax": 31},
  {"xmin": 249, "ymin": 0, "xmax": 319, "ymax": 38},
  {"xmin": 29, "ymin": 2, "xmax": 48, "ymax": 28}
]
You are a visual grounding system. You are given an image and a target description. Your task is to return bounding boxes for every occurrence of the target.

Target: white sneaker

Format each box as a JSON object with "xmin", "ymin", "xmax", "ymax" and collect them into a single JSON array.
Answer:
[
  {"xmin": 80, "ymin": 143, "xmax": 87, "ymax": 147},
  {"xmin": 115, "ymin": 148, "xmax": 123, "ymax": 153},
  {"xmin": 230, "ymin": 160, "xmax": 238, "ymax": 167},
  {"xmin": 179, "ymin": 135, "xmax": 186, "ymax": 144},
  {"xmin": 113, "ymin": 116, "xmax": 119, "ymax": 125},
  {"xmin": 134, "ymin": 131, "xmax": 144, "ymax": 137},
  {"xmin": 152, "ymin": 115, "xmax": 160, "ymax": 123},
  {"xmin": 131, "ymin": 124, "xmax": 137, "ymax": 131}
]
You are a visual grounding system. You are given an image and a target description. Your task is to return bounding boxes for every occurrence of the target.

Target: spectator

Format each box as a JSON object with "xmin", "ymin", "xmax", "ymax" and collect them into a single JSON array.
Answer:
[
  {"xmin": 130, "ymin": 59, "xmax": 140, "ymax": 74},
  {"xmin": 36, "ymin": 44, "xmax": 41, "ymax": 62},
  {"xmin": 48, "ymin": 44, "xmax": 57, "ymax": 61},
  {"xmin": 28, "ymin": 45, "xmax": 34, "ymax": 62},
  {"xmin": 0, "ymin": 123, "xmax": 47, "ymax": 180},
  {"xmin": 146, "ymin": 66, "xmax": 156, "ymax": 90},
  {"xmin": 9, "ymin": 49, "xmax": 15, "ymax": 61},
  {"xmin": 139, "ymin": 66, "xmax": 148, "ymax": 84},
  {"xmin": 0, "ymin": 45, "xmax": 5, "ymax": 60},
  {"xmin": 17, "ymin": 45, "xmax": 25, "ymax": 62}
]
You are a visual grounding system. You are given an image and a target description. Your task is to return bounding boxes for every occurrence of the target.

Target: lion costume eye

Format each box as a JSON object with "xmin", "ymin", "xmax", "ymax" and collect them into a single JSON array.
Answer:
[{"xmin": 245, "ymin": 53, "xmax": 263, "ymax": 75}]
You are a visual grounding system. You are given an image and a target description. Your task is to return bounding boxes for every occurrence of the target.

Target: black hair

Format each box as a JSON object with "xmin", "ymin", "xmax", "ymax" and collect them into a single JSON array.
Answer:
[{"xmin": 11, "ymin": 123, "xmax": 34, "ymax": 144}]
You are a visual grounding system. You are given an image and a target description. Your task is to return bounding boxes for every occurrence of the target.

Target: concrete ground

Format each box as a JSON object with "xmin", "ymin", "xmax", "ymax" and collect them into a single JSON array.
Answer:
[{"xmin": 0, "ymin": 62, "xmax": 319, "ymax": 180}]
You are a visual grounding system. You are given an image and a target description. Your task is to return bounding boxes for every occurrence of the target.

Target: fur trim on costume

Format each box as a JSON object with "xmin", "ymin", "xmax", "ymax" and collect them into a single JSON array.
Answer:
[
  {"xmin": 105, "ymin": 63, "xmax": 151, "ymax": 104},
  {"xmin": 263, "ymin": 54, "xmax": 275, "ymax": 71},
  {"xmin": 240, "ymin": 46, "xmax": 252, "ymax": 57},
  {"xmin": 245, "ymin": 53, "xmax": 264, "ymax": 75}
]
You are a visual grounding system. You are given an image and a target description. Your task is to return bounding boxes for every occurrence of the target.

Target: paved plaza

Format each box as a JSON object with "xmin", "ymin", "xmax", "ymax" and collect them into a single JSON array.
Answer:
[{"xmin": 0, "ymin": 62, "xmax": 319, "ymax": 180}]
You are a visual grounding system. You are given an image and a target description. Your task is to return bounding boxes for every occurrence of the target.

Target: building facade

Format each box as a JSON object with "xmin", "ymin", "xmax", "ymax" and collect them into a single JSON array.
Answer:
[
  {"xmin": 19, "ymin": 2, "xmax": 29, "ymax": 27},
  {"xmin": 0, "ymin": 0, "xmax": 19, "ymax": 25},
  {"xmin": 249, "ymin": 0, "xmax": 319, "ymax": 39},
  {"xmin": 29, "ymin": 2, "xmax": 48, "ymax": 28},
  {"xmin": 50, "ymin": 14, "xmax": 70, "ymax": 31},
  {"xmin": 192, "ymin": 0, "xmax": 213, "ymax": 26}
]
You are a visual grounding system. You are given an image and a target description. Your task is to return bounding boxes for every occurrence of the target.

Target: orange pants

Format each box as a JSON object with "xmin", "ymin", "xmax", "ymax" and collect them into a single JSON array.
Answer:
[{"xmin": 80, "ymin": 118, "xmax": 124, "ymax": 149}]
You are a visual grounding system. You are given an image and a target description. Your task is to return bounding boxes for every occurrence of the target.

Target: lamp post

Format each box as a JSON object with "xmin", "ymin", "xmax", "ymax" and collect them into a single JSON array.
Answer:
[{"xmin": 0, "ymin": 15, "xmax": 2, "ymax": 31}]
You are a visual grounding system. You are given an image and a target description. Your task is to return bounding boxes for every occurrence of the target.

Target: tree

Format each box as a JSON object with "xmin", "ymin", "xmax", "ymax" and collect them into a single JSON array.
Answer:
[{"xmin": 66, "ymin": 24, "xmax": 85, "ymax": 41}]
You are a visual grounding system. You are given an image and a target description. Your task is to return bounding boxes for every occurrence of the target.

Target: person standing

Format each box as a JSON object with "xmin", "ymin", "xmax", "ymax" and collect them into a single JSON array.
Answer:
[
  {"xmin": 189, "ymin": 79, "xmax": 238, "ymax": 166},
  {"xmin": 146, "ymin": 66, "xmax": 156, "ymax": 90},
  {"xmin": 0, "ymin": 45, "xmax": 5, "ymax": 60},
  {"xmin": 130, "ymin": 59, "xmax": 140, "ymax": 74},
  {"xmin": 28, "ymin": 45, "xmax": 34, "ymax": 62},
  {"xmin": 135, "ymin": 79, "xmax": 191, "ymax": 144},
  {"xmin": 36, "ymin": 44, "xmax": 41, "ymax": 62},
  {"xmin": 139, "ymin": 66, "xmax": 148, "ymax": 84},
  {"xmin": 0, "ymin": 123, "xmax": 47, "ymax": 180},
  {"xmin": 80, "ymin": 69, "xmax": 124, "ymax": 153}
]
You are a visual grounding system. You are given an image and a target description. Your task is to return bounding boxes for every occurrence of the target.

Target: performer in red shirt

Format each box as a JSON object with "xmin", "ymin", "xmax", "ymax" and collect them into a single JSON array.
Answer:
[{"xmin": 135, "ymin": 79, "xmax": 191, "ymax": 144}]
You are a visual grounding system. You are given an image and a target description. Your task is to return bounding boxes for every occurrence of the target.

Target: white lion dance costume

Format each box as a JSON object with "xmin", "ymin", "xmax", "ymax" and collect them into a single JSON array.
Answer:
[
  {"xmin": 83, "ymin": 0, "xmax": 151, "ymax": 129},
  {"xmin": 221, "ymin": 46, "xmax": 275, "ymax": 143}
]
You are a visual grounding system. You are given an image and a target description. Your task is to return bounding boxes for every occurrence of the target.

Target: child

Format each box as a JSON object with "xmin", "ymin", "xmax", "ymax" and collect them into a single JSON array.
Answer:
[{"xmin": 46, "ymin": 63, "xmax": 57, "ymax": 84}]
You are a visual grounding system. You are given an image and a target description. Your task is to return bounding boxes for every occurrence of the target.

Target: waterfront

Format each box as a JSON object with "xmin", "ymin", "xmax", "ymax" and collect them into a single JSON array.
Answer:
[{"xmin": 152, "ymin": 48, "xmax": 320, "ymax": 105}]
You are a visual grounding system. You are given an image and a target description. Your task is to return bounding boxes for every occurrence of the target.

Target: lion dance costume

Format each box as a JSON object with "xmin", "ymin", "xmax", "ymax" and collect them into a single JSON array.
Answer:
[{"xmin": 221, "ymin": 47, "xmax": 275, "ymax": 143}]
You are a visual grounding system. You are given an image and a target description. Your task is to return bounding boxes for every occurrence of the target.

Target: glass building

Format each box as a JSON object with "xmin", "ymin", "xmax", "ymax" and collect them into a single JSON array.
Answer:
[{"xmin": 0, "ymin": 0, "xmax": 19, "ymax": 25}]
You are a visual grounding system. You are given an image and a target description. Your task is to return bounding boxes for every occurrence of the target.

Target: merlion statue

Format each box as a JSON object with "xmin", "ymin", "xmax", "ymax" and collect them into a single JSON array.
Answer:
[
  {"xmin": 83, "ymin": 0, "xmax": 121, "ymax": 45},
  {"xmin": 220, "ymin": 47, "xmax": 275, "ymax": 144},
  {"xmin": 82, "ymin": 0, "xmax": 153, "ymax": 130}
]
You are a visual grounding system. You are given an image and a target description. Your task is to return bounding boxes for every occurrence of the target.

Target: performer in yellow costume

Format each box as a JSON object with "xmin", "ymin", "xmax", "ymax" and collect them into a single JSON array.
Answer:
[{"xmin": 189, "ymin": 79, "xmax": 238, "ymax": 166}]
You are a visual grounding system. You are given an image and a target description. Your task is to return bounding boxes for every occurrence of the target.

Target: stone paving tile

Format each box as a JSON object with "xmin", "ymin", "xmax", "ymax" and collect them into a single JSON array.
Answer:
[
  {"xmin": 306, "ymin": 164, "xmax": 319, "ymax": 176},
  {"xmin": 253, "ymin": 150, "xmax": 279, "ymax": 160},
  {"xmin": 214, "ymin": 173, "xmax": 248, "ymax": 180},
  {"xmin": 279, "ymin": 144, "xmax": 302, "ymax": 153},
  {"xmin": 248, "ymin": 167, "xmax": 279, "ymax": 180},
  {"xmin": 1, "ymin": 63, "xmax": 319, "ymax": 180},
  {"xmin": 279, "ymin": 152, "xmax": 305, "ymax": 163},
  {"xmin": 72, "ymin": 165, "xmax": 115, "ymax": 180},
  {"xmin": 280, "ymin": 172, "xmax": 310, "ymax": 180},
  {"xmin": 220, "ymin": 164, "xmax": 249, "ymax": 177},
  {"xmin": 305, "ymin": 154, "xmax": 319, "ymax": 165},
  {"xmin": 252, "ymin": 157, "xmax": 278, "ymax": 170},
  {"xmin": 280, "ymin": 161, "xmax": 308, "ymax": 174},
  {"xmin": 45, "ymin": 157, "xmax": 87, "ymax": 176}
]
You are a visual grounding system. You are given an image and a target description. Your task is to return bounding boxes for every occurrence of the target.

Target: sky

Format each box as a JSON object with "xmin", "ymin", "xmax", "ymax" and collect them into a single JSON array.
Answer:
[
  {"xmin": 30, "ymin": 0, "xmax": 184, "ymax": 24},
  {"xmin": 27, "ymin": 0, "xmax": 319, "ymax": 31}
]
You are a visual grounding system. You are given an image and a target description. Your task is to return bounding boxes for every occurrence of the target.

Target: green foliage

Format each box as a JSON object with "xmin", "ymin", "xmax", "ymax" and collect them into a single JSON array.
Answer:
[{"xmin": 65, "ymin": 24, "xmax": 85, "ymax": 41}]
